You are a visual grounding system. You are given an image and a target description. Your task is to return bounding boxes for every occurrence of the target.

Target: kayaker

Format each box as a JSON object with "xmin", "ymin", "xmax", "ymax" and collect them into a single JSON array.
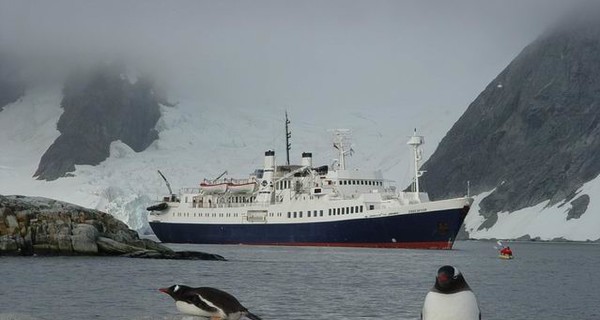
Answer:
[{"xmin": 500, "ymin": 246, "xmax": 513, "ymax": 257}]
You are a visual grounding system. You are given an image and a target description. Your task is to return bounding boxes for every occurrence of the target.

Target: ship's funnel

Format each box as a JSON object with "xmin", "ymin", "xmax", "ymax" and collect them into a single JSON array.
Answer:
[
  {"xmin": 264, "ymin": 150, "xmax": 275, "ymax": 169},
  {"xmin": 257, "ymin": 150, "xmax": 276, "ymax": 204},
  {"xmin": 301, "ymin": 152, "xmax": 312, "ymax": 167}
]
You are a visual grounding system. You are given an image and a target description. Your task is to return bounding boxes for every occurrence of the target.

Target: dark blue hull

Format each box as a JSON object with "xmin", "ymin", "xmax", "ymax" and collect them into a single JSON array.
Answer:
[{"xmin": 150, "ymin": 205, "xmax": 470, "ymax": 249}]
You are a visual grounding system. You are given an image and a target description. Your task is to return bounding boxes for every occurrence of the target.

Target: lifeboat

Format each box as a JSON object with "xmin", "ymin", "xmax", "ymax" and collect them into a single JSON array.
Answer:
[
  {"xmin": 200, "ymin": 182, "xmax": 228, "ymax": 194},
  {"xmin": 228, "ymin": 182, "xmax": 257, "ymax": 194}
]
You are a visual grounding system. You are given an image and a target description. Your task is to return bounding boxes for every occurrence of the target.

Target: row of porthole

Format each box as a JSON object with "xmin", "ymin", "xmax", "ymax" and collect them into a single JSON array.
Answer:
[
  {"xmin": 287, "ymin": 206, "xmax": 364, "ymax": 218},
  {"xmin": 172, "ymin": 205, "xmax": 367, "ymax": 219}
]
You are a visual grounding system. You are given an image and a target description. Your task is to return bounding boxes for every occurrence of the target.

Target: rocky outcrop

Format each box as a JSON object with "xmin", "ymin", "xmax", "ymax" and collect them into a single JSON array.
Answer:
[
  {"xmin": 421, "ymin": 7, "xmax": 600, "ymax": 230},
  {"xmin": 33, "ymin": 62, "xmax": 164, "ymax": 181},
  {"xmin": 0, "ymin": 194, "xmax": 225, "ymax": 260}
]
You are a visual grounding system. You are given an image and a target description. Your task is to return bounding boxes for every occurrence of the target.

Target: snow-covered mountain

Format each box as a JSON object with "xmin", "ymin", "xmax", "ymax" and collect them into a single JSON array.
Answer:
[
  {"xmin": 1, "ymin": 0, "xmax": 598, "ymax": 241},
  {"xmin": 0, "ymin": 66, "xmax": 432, "ymax": 234},
  {"xmin": 423, "ymin": 6, "xmax": 600, "ymax": 241}
]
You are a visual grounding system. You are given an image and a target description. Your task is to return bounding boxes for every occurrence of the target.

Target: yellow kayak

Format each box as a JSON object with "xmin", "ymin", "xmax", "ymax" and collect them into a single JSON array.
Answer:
[{"xmin": 499, "ymin": 254, "xmax": 514, "ymax": 260}]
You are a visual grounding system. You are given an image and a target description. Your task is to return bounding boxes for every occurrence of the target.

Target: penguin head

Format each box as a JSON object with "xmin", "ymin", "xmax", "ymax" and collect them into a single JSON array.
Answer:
[
  {"xmin": 159, "ymin": 284, "xmax": 191, "ymax": 299},
  {"xmin": 434, "ymin": 265, "xmax": 467, "ymax": 292}
]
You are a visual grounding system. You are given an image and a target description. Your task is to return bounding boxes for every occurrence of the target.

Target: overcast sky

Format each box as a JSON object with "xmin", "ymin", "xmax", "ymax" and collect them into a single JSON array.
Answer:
[{"xmin": 0, "ymin": 0, "xmax": 585, "ymax": 128}]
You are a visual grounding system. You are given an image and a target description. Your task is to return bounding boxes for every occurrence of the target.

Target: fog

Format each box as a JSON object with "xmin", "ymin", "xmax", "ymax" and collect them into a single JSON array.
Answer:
[{"xmin": 0, "ymin": 0, "xmax": 584, "ymax": 121}]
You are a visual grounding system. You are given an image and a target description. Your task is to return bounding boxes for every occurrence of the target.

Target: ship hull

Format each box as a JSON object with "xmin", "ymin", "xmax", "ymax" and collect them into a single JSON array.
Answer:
[{"xmin": 149, "ymin": 205, "xmax": 469, "ymax": 249}]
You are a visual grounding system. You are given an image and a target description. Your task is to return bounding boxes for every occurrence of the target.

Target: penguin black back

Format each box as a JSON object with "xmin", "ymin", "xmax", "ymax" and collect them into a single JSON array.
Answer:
[{"xmin": 159, "ymin": 284, "xmax": 262, "ymax": 320}]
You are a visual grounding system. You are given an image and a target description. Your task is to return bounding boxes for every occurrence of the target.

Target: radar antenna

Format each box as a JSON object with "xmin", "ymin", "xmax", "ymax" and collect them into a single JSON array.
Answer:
[{"xmin": 330, "ymin": 129, "xmax": 354, "ymax": 170}]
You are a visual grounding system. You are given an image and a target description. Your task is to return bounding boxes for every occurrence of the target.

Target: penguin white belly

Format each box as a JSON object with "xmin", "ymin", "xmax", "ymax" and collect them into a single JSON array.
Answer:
[
  {"xmin": 422, "ymin": 291, "xmax": 480, "ymax": 320},
  {"xmin": 176, "ymin": 301, "xmax": 223, "ymax": 317}
]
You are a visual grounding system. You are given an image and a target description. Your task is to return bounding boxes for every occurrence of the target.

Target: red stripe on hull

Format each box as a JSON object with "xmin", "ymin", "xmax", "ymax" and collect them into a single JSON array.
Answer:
[{"xmin": 234, "ymin": 241, "xmax": 454, "ymax": 250}]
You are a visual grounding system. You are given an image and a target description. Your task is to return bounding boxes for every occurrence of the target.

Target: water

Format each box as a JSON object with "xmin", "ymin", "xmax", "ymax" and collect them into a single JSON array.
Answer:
[{"xmin": 1, "ymin": 241, "xmax": 599, "ymax": 320}]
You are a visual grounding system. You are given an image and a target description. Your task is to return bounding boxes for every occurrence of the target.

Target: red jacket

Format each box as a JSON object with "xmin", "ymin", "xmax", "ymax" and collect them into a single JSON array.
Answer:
[{"xmin": 500, "ymin": 247, "xmax": 512, "ymax": 255}]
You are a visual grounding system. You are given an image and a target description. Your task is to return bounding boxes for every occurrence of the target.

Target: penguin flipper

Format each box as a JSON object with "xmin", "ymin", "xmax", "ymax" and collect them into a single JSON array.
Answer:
[
  {"xmin": 182, "ymin": 292, "xmax": 219, "ymax": 313},
  {"xmin": 245, "ymin": 312, "xmax": 262, "ymax": 320}
]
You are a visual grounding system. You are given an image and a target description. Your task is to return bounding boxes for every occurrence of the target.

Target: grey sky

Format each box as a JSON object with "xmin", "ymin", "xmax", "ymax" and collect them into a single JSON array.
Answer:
[{"xmin": 0, "ymin": 0, "xmax": 582, "ymax": 124}]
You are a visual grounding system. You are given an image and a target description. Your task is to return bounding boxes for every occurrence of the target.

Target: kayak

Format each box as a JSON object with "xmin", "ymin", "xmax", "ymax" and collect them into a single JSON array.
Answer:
[{"xmin": 499, "ymin": 254, "xmax": 514, "ymax": 260}]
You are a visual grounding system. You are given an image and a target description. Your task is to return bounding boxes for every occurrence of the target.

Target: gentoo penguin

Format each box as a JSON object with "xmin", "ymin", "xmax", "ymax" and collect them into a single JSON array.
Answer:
[
  {"xmin": 421, "ymin": 265, "xmax": 481, "ymax": 320},
  {"xmin": 159, "ymin": 284, "xmax": 262, "ymax": 320}
]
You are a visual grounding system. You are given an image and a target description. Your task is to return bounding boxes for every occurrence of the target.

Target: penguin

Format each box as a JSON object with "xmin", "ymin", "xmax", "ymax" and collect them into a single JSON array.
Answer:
[
  {"xmin": 421, "ymin": 265, "xmax": 481, "ymax": 320},
  {"xmin": 159, "ymin": 284, "xmax": 262, "ymax": 320}
]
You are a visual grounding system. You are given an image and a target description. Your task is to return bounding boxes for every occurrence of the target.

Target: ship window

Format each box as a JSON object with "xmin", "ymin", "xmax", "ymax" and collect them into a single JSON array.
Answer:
[
  {"xmin": 293, "ymin": 212, "xmax": 297, "ymax": 218},
  {"xmin": 299, "ymin": 211, "xmax": 303, "ymax": 218},
  {"xmin": 314, "ymin": 210, "xmax": 317, "ymax": 217},
  {"xmin": 328, "ymin": 209, "xmax": 331, "ymax": 216},
  {"xmin": 337, "ymin": 208, "xmax": 340, "ymax": 215},
  {"xmin": 342, "ymin": 207, "xmax": 345, "ymax": 214},
  {"xmin": 308, "ymin": 211, "xmax": 311, "ymax": 217},
  {"xmin": 235, "ymin": 213, "xmax": 238, "ymax": 217},
  {"xmin": 288, "ymin": 212, "xmax": 291, "ymax": 218},
  {"xmin": 360, "ymin": 206, "xmax": 363, "ymax": 213},
  {"xmin": 350, "ymin": 207, "xmax": 354, "ymax": 214},
  {"xmin": 320, "ymin": 210, "xmax": 323, "ymax": 216},
  {"xmin": 369, "ymin": 205, "xmax": 374, "ymax": 210}
]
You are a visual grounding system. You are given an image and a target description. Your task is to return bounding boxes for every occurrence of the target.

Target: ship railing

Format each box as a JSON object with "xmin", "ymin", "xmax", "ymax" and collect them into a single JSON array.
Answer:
[{"xmin": 202, "ymin": 202, "xmax": 270, "ymax": 209}]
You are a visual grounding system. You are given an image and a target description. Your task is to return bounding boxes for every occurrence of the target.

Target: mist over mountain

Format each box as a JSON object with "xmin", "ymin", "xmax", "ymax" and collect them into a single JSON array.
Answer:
[
  {"xmin": 0, "ymin": 53, "xmax": 25, "ymax": 111},
  {"xmin": 33, "ymin": 63, "xmax": 165, "ymax": 181},
  {"xmin": 422, "ymin": 5, "xmax": 600, "ymax": 233}
]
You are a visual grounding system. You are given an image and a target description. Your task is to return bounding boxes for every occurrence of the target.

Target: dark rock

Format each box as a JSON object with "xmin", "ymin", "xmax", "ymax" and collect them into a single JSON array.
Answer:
[
  {"xmin": 123, "ymin": 250, "xmax": 226, "ymax": 261},
  {"xmin": 421, "ymin": 6, "xmax": 600, "ymax": 230},
  {"xmin": 33, "ymin": 62, "xmax": 163, "ymax": 181},
  {"xmin": 0, "ymin": 195, "xmax": 224, "ymax": 260},
  {"xmin": 566, "ymin": 194, "xmax": 590, "ymax": 220}
]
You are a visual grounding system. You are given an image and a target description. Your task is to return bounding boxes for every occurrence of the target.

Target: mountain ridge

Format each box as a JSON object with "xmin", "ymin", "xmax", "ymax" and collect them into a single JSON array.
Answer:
[{"xmin": 422, "ymin": 11, "xmax": 600, "ymax": 232}]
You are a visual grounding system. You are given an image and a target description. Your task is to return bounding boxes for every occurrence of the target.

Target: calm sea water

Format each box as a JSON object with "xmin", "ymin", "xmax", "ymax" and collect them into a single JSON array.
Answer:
[{"xmin": 1, "ymin": 240, "xmax": 599, "ymax": 320}]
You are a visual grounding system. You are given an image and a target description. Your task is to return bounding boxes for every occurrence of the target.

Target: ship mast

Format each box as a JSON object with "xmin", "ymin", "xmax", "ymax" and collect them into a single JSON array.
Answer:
[
  {"xmin": 407, "ymin": 129, "xmax": 425, "ymax": 194},
  {"xmin": 332, "ymin": 129, "xmax": 353, "ymax": 170},
  {"xmin": 285, "ymin": 111, "xmax": 291, "ymax": 165}
]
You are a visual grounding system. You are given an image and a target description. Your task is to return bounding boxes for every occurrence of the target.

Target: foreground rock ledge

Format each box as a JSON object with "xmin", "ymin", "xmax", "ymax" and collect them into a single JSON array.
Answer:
[{"xmin": 0, "ymin": 195, "xmax": 225, "ymax": 260}]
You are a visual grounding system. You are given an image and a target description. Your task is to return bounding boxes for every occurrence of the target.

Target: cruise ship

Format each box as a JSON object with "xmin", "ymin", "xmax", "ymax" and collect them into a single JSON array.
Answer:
[{"xmin": 147, "ymin": 127, "xmax": 473, "ymax": 249}]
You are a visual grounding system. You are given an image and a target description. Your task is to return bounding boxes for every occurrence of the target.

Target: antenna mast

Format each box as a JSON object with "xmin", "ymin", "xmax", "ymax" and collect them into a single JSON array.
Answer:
[
  {"xmin": 407, "ymin": 129, "xmax": 425, "ymax": 194},
  {"xmin": 331, "ymin": 129, "xmax": 353, "ymax": 170},
  {"xmin": 285, "ymin": 111, "xmax": 291, "ymax": 165}
]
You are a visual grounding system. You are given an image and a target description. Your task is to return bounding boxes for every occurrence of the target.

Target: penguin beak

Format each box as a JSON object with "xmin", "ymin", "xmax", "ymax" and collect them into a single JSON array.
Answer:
[
  {"xmin": 437, "ymin": 273, "xmax": 449, "ymax": 282},
  {"xmin": 159, "ymin": 288, "xmax": 169, "ymax": 294}
]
